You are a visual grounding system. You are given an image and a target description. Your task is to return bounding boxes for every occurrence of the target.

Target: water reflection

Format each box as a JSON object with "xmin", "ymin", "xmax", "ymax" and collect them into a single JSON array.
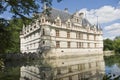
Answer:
[
  {"xmin": 20, "ymin": 54, "xmax": 105, "ymax": 80},
  {"xmin": 105, "ymin": 55, "xmax": 120, "ymax": 79}
]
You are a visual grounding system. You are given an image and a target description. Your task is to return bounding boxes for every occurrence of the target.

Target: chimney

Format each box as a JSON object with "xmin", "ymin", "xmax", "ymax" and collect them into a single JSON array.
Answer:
[{"xmin": 64, "ymin": 8, "xmax": 68, "ymax": 12}]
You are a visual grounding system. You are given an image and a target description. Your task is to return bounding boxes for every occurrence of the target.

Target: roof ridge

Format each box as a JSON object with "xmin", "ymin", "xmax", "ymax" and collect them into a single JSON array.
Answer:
[{"xmin": 51, "ymin": 7, "xmax": 72, "ymax": 15}]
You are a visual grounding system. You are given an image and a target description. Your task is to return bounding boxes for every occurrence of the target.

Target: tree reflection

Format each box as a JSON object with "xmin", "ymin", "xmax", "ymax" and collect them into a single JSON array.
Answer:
[
  {"xmin": 104, "ymin": 55, "xmax": 120, "ymax": 67},
  {"xmin": 0, "ymin": 58, "xmax": 4, "ymax": 71}
]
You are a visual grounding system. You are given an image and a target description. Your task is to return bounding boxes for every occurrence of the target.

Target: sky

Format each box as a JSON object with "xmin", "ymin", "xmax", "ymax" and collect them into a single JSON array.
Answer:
[{"xmin": 1, "ymin": 0, "xmax": 120, "ymax": 39}]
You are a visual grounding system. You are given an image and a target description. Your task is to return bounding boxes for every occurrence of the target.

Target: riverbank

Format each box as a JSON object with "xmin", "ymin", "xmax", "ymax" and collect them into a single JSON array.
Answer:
[
  {"xmin": 103, "ymin": 51, "xmax": 115, "ymax": 56},
  {"xmin": 0, "ymin": 53, "xmax": 40, "ymax": 62}
]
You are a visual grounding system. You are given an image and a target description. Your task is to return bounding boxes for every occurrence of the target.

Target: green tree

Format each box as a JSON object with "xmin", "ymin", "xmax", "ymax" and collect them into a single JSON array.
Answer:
[
  {"xmin": 103, "ymin": 38, "xmax": 114, "ymax": 51},
  {"xmin": 5, "ymin": 19, "xmax": 25, "ymax": 53},
  {"xmin": 0, "ymin": 19, "xmax": 12, "ymax": 54},
  {"xmin": 0, "ymin": 0, "xmax": 62, "ymax": 19},
  {"xmin": 113, "ymin": 36, "xmax": 120, "ymax": 54},
  {"xmin": 0, "ymin": 0, "xmax": 62, "ymax": 54}
]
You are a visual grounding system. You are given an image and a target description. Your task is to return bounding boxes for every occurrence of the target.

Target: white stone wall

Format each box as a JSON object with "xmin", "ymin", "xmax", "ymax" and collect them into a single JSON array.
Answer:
[
  {"xmin": 71, "ymin": 32, "xmax": 76, "ymax": 38},
  {"xmin": 51, "ymin": 29, "xmax": 55, "ymax": 36},
  {"xmin": 60, "ymin": 30, "xmax": 67, "ymax": 37},
  {"xmin": 83, "ymin": 33, "xmax": 87, "ymax": 40},
  {"xmin": 60, "ymin": 41, "xmax": 67, "ymax": 48},
  {"xmin": 20, "ymin": 35, "xmax": 25, "ymax": 53}
]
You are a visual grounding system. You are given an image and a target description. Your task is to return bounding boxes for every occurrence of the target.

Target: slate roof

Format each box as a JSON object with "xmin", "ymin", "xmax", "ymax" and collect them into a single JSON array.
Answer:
[
  {"xmin": 40, "ymin": 8, "xmax": 98, "ymax": 29},
  {"xmin": 48, "ymin": 8, "xmax": 72, "ymax": 22},
  {"xmin": 82, "ymin": 18, "xmax": 92, "ymax": 27}
]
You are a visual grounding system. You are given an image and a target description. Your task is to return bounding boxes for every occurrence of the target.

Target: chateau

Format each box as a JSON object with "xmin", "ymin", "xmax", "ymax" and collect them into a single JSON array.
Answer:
[{"xmin": 20, "ymin": 7, "xmax": 103, "ymax": 58}]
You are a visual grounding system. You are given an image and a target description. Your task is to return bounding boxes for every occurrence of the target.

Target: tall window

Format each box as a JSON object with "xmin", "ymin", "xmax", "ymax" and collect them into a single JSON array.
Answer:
[
  {"xmin": 77, "ymin": 42, "xmax": 79, "ymax": 48},
  {"xmin": 56, "ymin": 30, "xmax": 59, "ymax": 37},
  {"xmin": 87, "ymin": 34, "xmax": 89, "ymax": 40},
  {"xmin": 94, "ymin": 35, "xmax": 96, "ymax": 40},
  {"xmin": 67, "ymin": 32, "xmax": 70, "ymax": 38},
  {"xmin": 95, "ymin": 43, "xmax": 97, "ymax": 48},
  {"xmin": 34, "ymin": 43, "xmax": 35, "ymax": 47},
  {"xmin": 43, "ymin": 29, "xmax": 45, "ymax": 35},
  {"xmin": 56, "ymin": 41, "xmax": 60, "ymax": 48},
  {"xmin": 77, "ymin": 42, "xmax": 83, "ymax": 48},
  {"xmin": 67, "ymin": 41, "xmax": 70, "ymax": 48},
  {"xmin": 88, "ymin": 43, "xmax": 90, "ymax": 48},
  {"xmin": 79, "ymin": 42, "xmax": 82, "ymax": 48},
  {"xmin": 76, "ymin": 32, "xmax": 83, "ymax": 39},
  {"xmin": 76, "ymin": 32, "xmax": 79, "ymax": 39}
]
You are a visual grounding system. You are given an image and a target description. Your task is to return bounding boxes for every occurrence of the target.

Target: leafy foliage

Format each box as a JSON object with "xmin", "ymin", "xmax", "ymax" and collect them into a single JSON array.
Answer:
[
  {"xmin": 104, "ymin": 36, "xmax": 120, "ymax": 54},
  {"xmin": 113, "ymin": 36, "xmax": 120, "ymax": 54},
  {"xmin": 0, "ymin": 0, "xmax": 62, "ymax": 19},
  {"xmin": 103, "ymin": 38, "xmax": 114, "ymax": 51}
]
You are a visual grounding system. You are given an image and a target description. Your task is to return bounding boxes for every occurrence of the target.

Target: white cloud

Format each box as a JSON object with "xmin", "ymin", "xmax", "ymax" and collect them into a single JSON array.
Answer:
[
  {"xmin": 103, "ymin": 36, "xmax": 115, "ymax": 40},
  {"xmin": 107, "ymin": 29, "xmax": 120, "ymax": 35},
  {"xmin": 103, "ymin": 23, "xmax": 120, "ymax": 39},
  {"xmin": 79, "ymin": 6, "xmax": 120, "ymax": 24},
  {"xmin": 104, "ymin": 23, "xmax": 120, "ymax": 31}
]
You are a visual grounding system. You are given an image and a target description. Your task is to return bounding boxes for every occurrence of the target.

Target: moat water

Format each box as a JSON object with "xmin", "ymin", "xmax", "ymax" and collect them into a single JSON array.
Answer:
[{"xmin": 0, "ymin": 55, "xmax": 119, "ymax": 80}]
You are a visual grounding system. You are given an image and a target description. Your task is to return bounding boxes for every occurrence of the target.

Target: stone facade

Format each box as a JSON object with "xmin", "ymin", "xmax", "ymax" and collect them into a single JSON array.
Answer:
[{"xmin": 20, "ymin": 8, "xmax": 103, "ymax": 58}]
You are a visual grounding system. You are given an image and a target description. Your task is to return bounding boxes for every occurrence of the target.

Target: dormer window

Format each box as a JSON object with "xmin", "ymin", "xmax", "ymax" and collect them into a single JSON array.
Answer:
[
  {"xmin": 76, "ymin": 18, "xmax": 79, "ymax": 23},
  {"xmin": 41, "ymin": 17, "xmax": 45, "ymax": 23},
  {"xmin": 56, "ymin": 19, "xmax": 60, "ymax": 26},
  {"xmin": 66, "ymin": 21, "xmax": 71, "ymax": 28},
  {"xmin": 42, "ymin": 18, "xmax": 44, "ymax": 23},
  {"xmin": 55, "ymin": 17, "xmax": 61, "ymax": 26}
]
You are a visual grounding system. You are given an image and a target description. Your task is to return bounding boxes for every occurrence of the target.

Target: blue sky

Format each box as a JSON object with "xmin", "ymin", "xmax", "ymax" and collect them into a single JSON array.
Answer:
[
  {"xmin": 52, "ymin": 0, "xmax": 119, "ymax": 12},
  {"xmin": 1, "ymin": 0, "xmax": 120, "ymax": 39}
]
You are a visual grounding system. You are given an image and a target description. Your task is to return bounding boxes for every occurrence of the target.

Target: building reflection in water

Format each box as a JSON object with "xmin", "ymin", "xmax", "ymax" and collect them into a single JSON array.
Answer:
[{"xmin": 20, "ymin": 54, "xmax": 105, "ymax": 80}]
